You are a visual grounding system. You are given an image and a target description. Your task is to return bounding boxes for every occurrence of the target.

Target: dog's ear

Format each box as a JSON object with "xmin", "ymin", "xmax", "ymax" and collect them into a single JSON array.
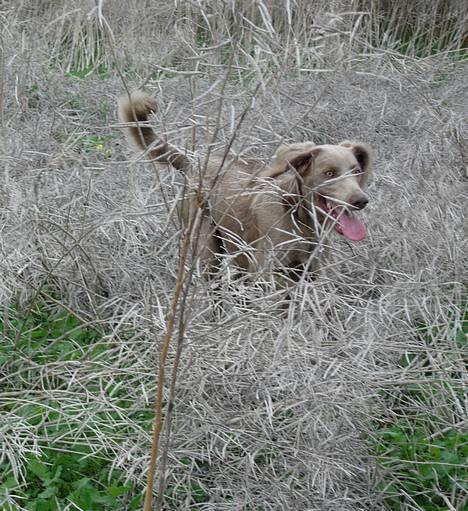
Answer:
[
  {"xmin": 266, "ymin": 147, "xmax": 321, "ymax": 179},
  {"xmin": 340, "ymin": 141, "xmax": 371, "ymax": 186}
]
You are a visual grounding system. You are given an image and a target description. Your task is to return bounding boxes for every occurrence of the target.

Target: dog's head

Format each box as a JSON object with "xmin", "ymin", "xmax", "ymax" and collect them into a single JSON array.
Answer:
[{"xmin": 269, "ymin": 142, "xmax": 372, "ymax": 241}]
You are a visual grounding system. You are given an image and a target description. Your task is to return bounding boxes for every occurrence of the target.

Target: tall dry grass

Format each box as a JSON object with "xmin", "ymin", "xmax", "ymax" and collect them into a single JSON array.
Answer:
[{"xmin": 0, "ymin": 1, "xmax": 466, "ymax": 510}]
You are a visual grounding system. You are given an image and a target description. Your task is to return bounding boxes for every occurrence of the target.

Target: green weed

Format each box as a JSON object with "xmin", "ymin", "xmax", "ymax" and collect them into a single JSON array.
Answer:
[
  {"xmin": 78, "ymin": 134, "xmax": 114, "ymax": 159},
  {"xmin": 64, "ymin": 64, "xmax": 111, "ymax": 80},
  {"xmin": 0, "ymin": 450, "xmax": 142, "ymax": 511},
  {"xmin": 0, "ymin": 301, "xmax": 145, "ymax": 510},
  {"xmin": 373, "ymin": 308, "xmax": 467, "ymax": 510},
  {"xmin": 0, "ymin": 300, "xmax": 215, "ymax": 510},
  {"xmin": 375, "ymin": 421, "xmax": 467, "ymax": 510},
  {"xmin": 194, "ymin": 24, "xmax": 212, "ymax": 49}
]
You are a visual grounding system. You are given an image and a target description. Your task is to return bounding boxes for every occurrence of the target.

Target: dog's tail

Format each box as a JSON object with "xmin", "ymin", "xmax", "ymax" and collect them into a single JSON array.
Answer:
[{"xmin": 118, "ymin": 90, "xmax": 190, "ymax": 171}]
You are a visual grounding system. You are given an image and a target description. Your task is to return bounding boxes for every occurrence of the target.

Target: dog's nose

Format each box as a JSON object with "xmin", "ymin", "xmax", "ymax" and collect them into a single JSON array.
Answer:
[{"xmin": 350, "ymin": 195, "xmax": 368, "ymax": 210}]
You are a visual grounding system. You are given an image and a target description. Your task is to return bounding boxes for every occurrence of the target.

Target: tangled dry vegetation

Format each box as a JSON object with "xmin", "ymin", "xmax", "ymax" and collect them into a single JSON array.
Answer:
[{"xmin": 0, "ymin": 1, "xmax": 466, "ymax": 510}]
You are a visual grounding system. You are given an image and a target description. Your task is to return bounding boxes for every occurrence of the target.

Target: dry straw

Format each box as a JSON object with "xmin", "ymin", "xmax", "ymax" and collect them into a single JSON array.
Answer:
[{"xmin": 0, "ymin": 1, "xmax": 466, "ymax": 510}]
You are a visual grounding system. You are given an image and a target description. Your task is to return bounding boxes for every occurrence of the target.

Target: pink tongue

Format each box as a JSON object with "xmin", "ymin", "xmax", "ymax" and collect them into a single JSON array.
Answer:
[{"xmin": 336, "ymin": 210, "xmax": 367, "ymax": 241}]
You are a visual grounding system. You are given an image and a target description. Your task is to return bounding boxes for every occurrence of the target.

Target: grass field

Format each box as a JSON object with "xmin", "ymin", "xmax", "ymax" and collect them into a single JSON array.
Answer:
[{"xmin": 0, "ymin": 1, "xmax": 467, "ymax": 510}]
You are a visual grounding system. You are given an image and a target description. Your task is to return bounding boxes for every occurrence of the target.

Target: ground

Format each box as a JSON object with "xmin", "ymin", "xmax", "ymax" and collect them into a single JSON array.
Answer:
[{"xmin": 0, "ymin": 2, "xmax": 466, "ymax": 510}]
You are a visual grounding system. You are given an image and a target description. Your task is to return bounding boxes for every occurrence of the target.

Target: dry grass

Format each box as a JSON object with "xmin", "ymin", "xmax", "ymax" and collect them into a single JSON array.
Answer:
[{"xmin": 0, "ymin": 1, "xmax": 467, "ymax": 510}]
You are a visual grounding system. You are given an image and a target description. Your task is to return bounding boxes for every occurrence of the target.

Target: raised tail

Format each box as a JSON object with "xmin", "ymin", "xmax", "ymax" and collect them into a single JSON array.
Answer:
[{"xmin": 118, "ymin": 90, "xmax": 190, "ymax": 171}]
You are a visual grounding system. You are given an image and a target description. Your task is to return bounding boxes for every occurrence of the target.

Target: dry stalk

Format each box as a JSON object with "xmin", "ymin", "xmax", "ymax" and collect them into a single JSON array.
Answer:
[{"xmin": 143, "ymin": 206, "xmax": 200, "ymax": 511}]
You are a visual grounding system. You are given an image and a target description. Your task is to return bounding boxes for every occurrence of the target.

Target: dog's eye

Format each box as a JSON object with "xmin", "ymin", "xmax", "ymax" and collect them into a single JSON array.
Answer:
[
  {"xmin": 325, "ymin": 169, "xmax": 335, "ymax": 178},
  {"xmin": 351, "ymin": 167, "xmax": 361, "ymax": 175}
]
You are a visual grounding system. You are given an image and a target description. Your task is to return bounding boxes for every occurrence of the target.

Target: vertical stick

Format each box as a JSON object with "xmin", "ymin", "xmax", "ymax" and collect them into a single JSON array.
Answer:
[{"xmin": 143, "ymin": 211, "xmax": 198, "ymax": 511}]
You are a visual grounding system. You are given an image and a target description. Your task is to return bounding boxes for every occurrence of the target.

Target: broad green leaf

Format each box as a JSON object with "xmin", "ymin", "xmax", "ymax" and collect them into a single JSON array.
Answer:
[
  {"xmin": 27, "ymin": 459, "xmax": 52, "ymax": 482},
  {"xmin": 106, "ymin": 485, "xmax": 131, "ymax": 498},
  {"xmin": 38, "ymin": 486, "xmax": 57, "ymax": 499}
]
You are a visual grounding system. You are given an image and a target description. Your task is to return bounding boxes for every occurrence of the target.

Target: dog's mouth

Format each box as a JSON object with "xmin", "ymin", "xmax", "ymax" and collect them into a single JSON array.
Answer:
[{"xmin": 318, "ymin": 197, "xmax": 367, "ymax": 241}]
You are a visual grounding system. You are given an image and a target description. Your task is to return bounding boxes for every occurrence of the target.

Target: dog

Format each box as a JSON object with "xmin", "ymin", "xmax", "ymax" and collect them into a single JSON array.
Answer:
[{"xmin": 118, "ymin": 90, "xmax": 371, "ymax": 282}]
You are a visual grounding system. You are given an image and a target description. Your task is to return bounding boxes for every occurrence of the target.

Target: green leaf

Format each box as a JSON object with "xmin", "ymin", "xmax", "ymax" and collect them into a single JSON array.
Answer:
[
  {"xmin": 399, "ymin": 352, "xmax": 418, "ymax": 367},
  {"xmin": 440, "ymin": 449, "xmax": 462, "ymax": 465},
  {"xmin": 418, "ymin": 464, "xmax": 435, "ymax": 481},
  {"xmin": 27, "ymin": 459, "xmax": 52, "ymax": 482},
  {"xmin": 38, "ymin": 486, "xmax": 57, "ymax": 499},
  {"xmin": 455, "ymin": 330, "xmax": 467, "ymax": 347},
  {"xmin": 106, "ymin": 485, "xmax": 131, "ymax": 498},
  {"xmin": 129, "ymin": 494, "xmax": 144, "ymax": 510},
  {"xmin": 91, "ymin": 494, "xmax": 116, "ymax": 505},
  {"xmin": 69, "ymin": 487, "xmax": 95, "ymax": 509},
  {"xmin": 73, "ymin": 477, "xmax": 92, "ymax": 490},
  {"xmin": 35, "ymin": 500, "xmax": 51, "ymax": 511},
  {"xmin": 50, "ymin": 464, "xmax": 63, "ymax": 484},
  {"xmin": 191, "ymin": 482, "xmax": 209, "ymax": 503},
  {"xmin": 0, "ymin": 475, "xmax": 17, "ymax": 490}
]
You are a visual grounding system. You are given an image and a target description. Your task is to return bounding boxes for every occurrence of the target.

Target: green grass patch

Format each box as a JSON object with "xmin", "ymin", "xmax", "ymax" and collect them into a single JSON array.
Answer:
[
  {"xmin": 78, "ymin": 134, "xmax": 114, "ymax": 159},
  {"xmin": 0, "ymin": 299, "xmax": 216, "ymax": 510},
  {"xmin": 194, "ymin": 24, "xmax": 212, "ymax": 49},
  {"xmin": 0, "ymin": 300, "xmax": 146, "ymax": 510},
  {"xmin": 64, "ymin": 64, "xmax": 111, "ymax": 80},
  {"xmin": 52, "ymin": 132, "xmax": 115, "ymax": 158},
  {"xmin": 1, "ymin": 302, "xmax": 102, "ymax": 366},
  {"xmin": 375, "ymin": 421, "xmax": 467, "ymax": 510},
  {"xmin": 373, "ymin": 307, "xmax": 467, "ymax": 510},
  {"xmin": 396, "ymin": 36, "xmax": 468, "ymax": 60},
  {"xmin": 0, "ymin": 449, "xmax": 142, "ymax": 511}
]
